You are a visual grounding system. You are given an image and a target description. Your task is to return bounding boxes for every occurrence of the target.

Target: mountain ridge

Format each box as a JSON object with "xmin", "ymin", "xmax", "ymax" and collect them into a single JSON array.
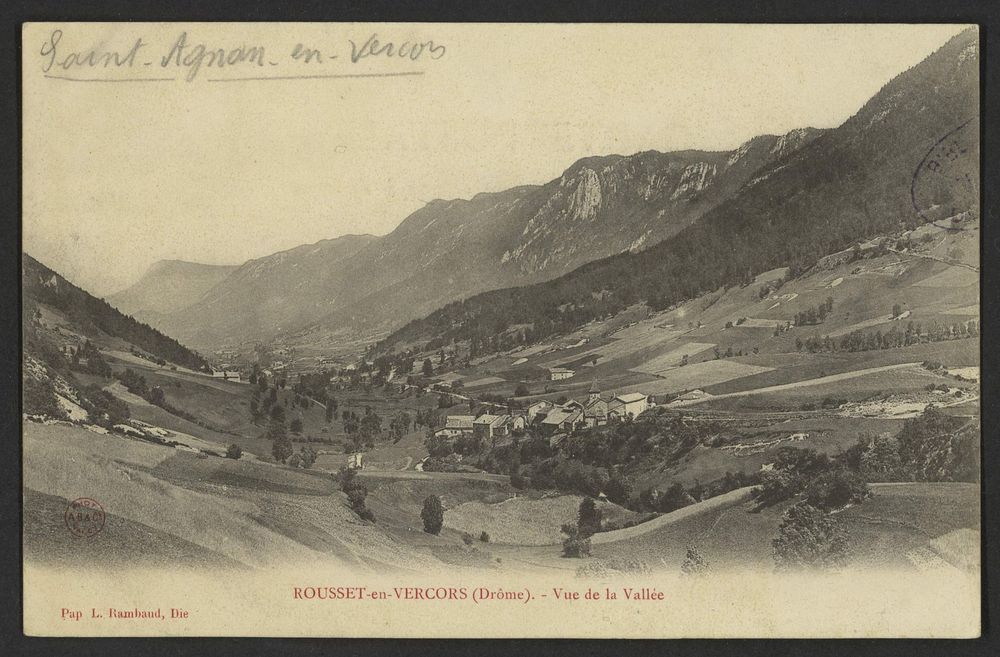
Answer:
[
  {"xmin": 149, "ymin": 126, "xmax": 821, "ymax": 351},
  {"xmin": 372, "ymin": 28, "xmax": 978, "ymax": 356},
  {"xmin": 108, "ymin": 259, "xmax": 239, "ymax": 321},
  {"xmin": 115, "ymin": 30, "xmax": 976, "ymax": 356}
]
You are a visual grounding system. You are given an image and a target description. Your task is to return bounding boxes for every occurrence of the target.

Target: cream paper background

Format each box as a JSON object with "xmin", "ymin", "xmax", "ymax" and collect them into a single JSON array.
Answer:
[
  {"xmin": 22, "ymin": 22, "xmax": 981, "ymax": 638},
  {"xmin": 23, "ymin": 566, "xmax": 980, "ymax": 638}
]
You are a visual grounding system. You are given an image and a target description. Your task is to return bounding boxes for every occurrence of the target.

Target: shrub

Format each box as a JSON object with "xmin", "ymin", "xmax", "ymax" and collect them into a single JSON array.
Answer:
[
  {"xmin": 561, "ymin": 524, "xmax": 591, "ymax": 558},
  {"xmin": 859, "ymin": 433, "xmax": 902, "ymax": 481},
  {"xmin": 358, "ymin": 507, "xmax": 376, "ymax": 522},
  {"xmin": 804, "ymin": 469, "xmax": 870, "ymax": 511},
  {"xmin": 753, "ymin": 469, "xmax": 803, "ymax": 508},
  {"xmin": 479, "ymin": 531, "xmax": 490, "ymax": 543},
  {"xmin": 421, "ymin": 495, "xmax": 444, "ymax": 535},
  {"xmin": 681, "ymin": 547, "xmax": 709, "ymax": 575},
  {"xmin": 510, "ymin": 472, "xmax": 528, "ymax": 489},
  {"xmin": 772, "ymin": 503, "xmax": 849, "ymax": 571},
  {"xmin": 225, "ymin": 444, "xmax": 243, "ymax": 460},
  {"xmin": 346, "ymin": 485, "xmax": 368, "ymax": 512},
  {"xmin": 461, "ymin": 532, "xmax": 475, "ymax": 546},
  {"xmin": 22, "ymin": 376, "xmax": 66, "ymax": 418},
  {"xmin": 338, "ymin": 466, "xmax": 358, "ymax": 491},
  {"xmin": 299, "ymin": 445, "xmax": 318, "ymax": 469},
  {"xmin": 78, "ymin": 384, "xmax": 130, "ymax": 428}
]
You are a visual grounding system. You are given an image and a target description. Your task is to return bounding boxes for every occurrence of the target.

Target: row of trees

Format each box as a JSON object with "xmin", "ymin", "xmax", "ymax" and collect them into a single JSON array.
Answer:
[
  {"xmin": 795, "ymin": 319, "xmax": 978, "ymax": 354},
  {"xmin": 792, "ymin": 296, "xmax": 835, "ymax": 326}
]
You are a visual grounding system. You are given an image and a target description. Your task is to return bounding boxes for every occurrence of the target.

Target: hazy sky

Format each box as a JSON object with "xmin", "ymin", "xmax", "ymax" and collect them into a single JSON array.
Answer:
[{"xmin": 23, "ymin": 23, "xmax": 966, "ymax": 296}]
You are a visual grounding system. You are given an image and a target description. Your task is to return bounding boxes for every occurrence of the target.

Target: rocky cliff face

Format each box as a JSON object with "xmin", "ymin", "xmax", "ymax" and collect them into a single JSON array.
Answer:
[
  {"xmin": 373, "ymin": 28, "xmax": 978, "ymax": 356},
  {"xmin": 141, "ymin": 129, "xmax": 822, "ymax": 350}
]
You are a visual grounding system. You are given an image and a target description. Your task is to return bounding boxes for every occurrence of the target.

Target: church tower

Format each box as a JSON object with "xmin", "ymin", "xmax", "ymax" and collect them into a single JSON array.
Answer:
[{"xmin": 587, "ymin": 382, "xmax": 601, "ymax": 406}]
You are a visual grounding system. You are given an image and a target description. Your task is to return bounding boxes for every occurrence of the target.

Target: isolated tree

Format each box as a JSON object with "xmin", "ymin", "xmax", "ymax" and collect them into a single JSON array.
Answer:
[
  {"xmin": 145, "ymin": 386, "xmax": 165, "ymax": 406},
  {"xmin": 270, "ymin": 403, "xmax": 285, "ymax": 422},
  {"xmin": 272, "ymin": 434, "xmax": 293, "ymax": 464},
  {"xmin": 422, "ymin": 358, "xmax": 434, "ymax": 377},
  {"xmin": 577, "ymin": 497, "xmax": 602, "ymax": 538},
  {"xmin": 892, "ymin": 303, "xmax": 903, "ymax": 319},
  {"xmin": 225, "ymin": 444, "xmax": 243, "ymax": 460},
  {"xmin": 681, "ymin": 546, "xmax": 709, "ymax": 575},
  {"xmin": 290, "ymin": 418, "xmax": 304, "ymax": 434},
  {"xmin": 299, "ymin": 445, "xmax": 318, "ymax": 469},
  {"xmin": 269, "ymin": 415, "xmax": 292, "ymax": 463},
  {"xmin": 421, "ymin": 495, "xmax": 444, "ymax": 535},
  {"xmin": 325, "ymin": 403, "xmax": 335, "ymax": 423}
]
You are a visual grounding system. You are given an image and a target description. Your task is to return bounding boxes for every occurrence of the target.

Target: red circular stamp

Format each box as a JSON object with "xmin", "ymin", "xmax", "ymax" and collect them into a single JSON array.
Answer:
[{"xmin": 64, "ymin": 498, "xmax": 105, "ymax": 538}]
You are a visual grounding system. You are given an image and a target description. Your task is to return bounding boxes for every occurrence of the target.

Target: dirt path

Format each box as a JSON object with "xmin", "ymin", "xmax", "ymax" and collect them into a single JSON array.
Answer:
[
  {"xmin": 669, "ymin": 362, "xmax": 924, "ymax": 407},
  {"xmin": 106, "ymin": 351, "xmax": 249, "ymax": 393},
  {"xmin": 591, "ymin": 487, "xmax": 755, "ymax": 544},
  {"xmin": 359, "ymin": 469, "xmax": 510, "ymax": 484},
  {"xmin": 887, "ymin": 247, "xmax": 979, "ymax": 273}
]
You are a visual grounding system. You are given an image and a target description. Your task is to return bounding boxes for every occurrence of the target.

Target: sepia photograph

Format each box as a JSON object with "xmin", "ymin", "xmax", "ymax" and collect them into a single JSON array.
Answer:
[{"xmin": 19, "ymin": 22, "xmax": 982, "ymax": 638}]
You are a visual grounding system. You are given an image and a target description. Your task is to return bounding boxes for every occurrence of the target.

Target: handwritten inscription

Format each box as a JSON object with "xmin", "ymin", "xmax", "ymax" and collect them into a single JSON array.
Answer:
[{"xmin": 38, "ymin": 29, "xmax": 446, "ymax": 82}]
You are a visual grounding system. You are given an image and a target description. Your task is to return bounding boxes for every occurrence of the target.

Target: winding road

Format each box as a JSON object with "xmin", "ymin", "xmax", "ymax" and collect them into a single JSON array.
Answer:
[{"xmin": 669, "ymin": 362, "xmax": 924, "ymax": 407}]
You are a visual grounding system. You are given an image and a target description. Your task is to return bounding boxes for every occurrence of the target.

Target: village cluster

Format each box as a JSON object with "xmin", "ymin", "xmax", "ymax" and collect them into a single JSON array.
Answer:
[{"xmin": 435, "ymin": 383, "xmax": 652, "ymax": 445}]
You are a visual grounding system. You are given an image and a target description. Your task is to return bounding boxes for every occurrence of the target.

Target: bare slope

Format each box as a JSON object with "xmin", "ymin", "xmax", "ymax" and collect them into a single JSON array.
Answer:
[{"xmin": 107, "ymin": 259, "xmax": 237, "ymax": 321}]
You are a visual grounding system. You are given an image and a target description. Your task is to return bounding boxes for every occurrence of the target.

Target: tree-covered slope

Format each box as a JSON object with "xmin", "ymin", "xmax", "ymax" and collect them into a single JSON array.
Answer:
[
  {"xmin": 374, "ymin": 29, "xmax": 978, "ymax": 355},
  {"xmin": 23, "ymin": 253, "xmax": 209, "ymax": 371}
]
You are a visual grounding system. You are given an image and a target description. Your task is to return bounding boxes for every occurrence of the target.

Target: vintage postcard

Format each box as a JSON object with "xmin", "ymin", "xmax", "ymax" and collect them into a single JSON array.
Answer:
[{"xmin": 21, "ymin": 22, "xmax": 980, "ymax": 637}]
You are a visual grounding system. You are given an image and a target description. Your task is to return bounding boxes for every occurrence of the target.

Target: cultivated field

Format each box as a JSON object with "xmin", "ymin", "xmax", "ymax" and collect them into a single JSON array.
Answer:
[{"xmin": 618, "ymin": 360, "xmax": 773, "ymax": 396}]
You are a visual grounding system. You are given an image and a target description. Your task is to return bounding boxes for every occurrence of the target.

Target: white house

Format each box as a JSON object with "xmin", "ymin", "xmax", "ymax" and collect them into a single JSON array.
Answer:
[
  {"xmin": 609, "ymin": 392, "xmax": 649, "ymax": 419},
  {"xmin": 549, "ymin": 367, "xmax": 574, "ymax": 381}
]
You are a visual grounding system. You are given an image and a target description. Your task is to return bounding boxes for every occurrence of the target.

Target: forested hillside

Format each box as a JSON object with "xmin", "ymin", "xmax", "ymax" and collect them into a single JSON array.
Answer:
[
  {"xmin": 22, "ymin": 254, "xmax": 209, "ymax": 371},
  {"xmin": 374, "ymin": 29, "xmax": 978, "ymax": 356}
]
